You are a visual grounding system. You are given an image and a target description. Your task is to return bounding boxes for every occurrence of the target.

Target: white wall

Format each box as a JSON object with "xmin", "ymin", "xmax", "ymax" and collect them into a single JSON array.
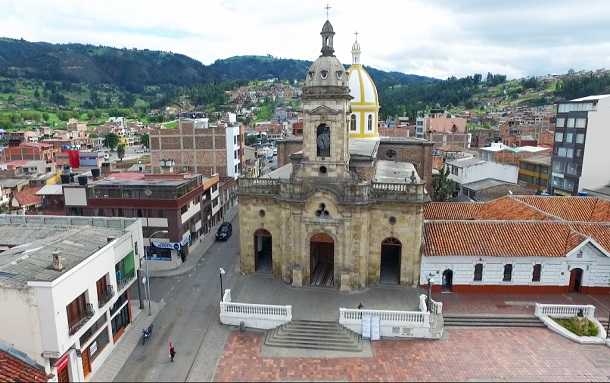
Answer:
[
  {"xmin": 448, "ymin": 161, "xmax": 518, "ymax": 185},
  {"xmin": 580, "ymin": 97, "xmax": 610, "ymax": 191},
  {"xmin": 421, "ymin": 242, "xmax": 610, "ymax": 287},
  {"xmin": 64, "ymin": 187, "xmax": 87, "ymax": 206},
  {"xmin": 225, "ymin": 125, "xmax": 241, "ymax": 179},
  {"xmin": 0, "ymin": 288, "xmax": 47, "ymax": 370},
  {"xmin": 181, "ymin": 201, "xmax": 201, "ymax": 224}
]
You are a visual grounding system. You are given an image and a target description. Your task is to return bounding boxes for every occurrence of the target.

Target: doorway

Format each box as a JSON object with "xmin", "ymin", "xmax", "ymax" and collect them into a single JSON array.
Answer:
[
  {"xmin": 254, "ymin": 229, "xmax": 272, "ymax": 273},
  {"xmin": 442, "ymin": 269, "xmax": 453, "ymax": 291},
  {"xmin": 569, "ymin": 268, "xmax": 583, "ymax": 292},
  {"xmin": 380, "ymin": 237, "xmax": 401, "ymax": 284},
  {"xmin": 310, "ymin": 233, "xmax": 334, "ymax": 287}
]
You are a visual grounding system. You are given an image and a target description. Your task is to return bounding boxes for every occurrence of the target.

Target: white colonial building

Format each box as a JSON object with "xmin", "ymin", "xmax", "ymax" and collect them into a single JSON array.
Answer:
[
  {"xmin": 0, "ymin": 215, "xmax": 145, "ymax": 382},
  {"xmin": 422, "ymin": 196, "xmax": 610, "ymax": 293}
]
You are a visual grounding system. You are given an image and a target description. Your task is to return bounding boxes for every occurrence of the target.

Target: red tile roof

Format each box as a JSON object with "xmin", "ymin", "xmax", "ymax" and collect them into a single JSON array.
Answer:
[
  {"xmin": 0, "ymin": 349, "xmax": 47, "ymax": 382},
  {"xmin": 423, "ymin": 195, "xmax": 610, "ymax": 257},
  {"xmin": 14, "ymin": 187, "xmax": 42, "ymax": 207},
  {"xmin": 424, "ymin": 221, "xmax": 589, "ymax": 257}
]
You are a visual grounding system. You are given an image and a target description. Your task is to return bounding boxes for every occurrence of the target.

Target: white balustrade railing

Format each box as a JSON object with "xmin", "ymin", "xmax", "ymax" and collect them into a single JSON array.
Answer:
[
  {"xmin": 534, "ymin": 303, "xmax": 595, "ymax": 319},
  {"xmin": 431, "ymin": 300, "xmax": 443, "ymax": 315},
  {"xmin": 219, "ymin": 289, "xmax": 292, "ymax": 330},
  {"xmin": 340, "ymin": 308, "xmax": 428, "ymax": 325}
]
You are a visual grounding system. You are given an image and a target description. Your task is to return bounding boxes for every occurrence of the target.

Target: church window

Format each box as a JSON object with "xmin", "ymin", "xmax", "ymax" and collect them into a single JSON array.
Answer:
[
  {"xmin": 316, "ymin": 124, "xmax": 331, "ymax": 157},
  {"xmin": 320, "ymin": 70, "xmax": 328, "ymax": 80},
  {"xmin": 474, "ymin": 263, "xmax": 483, "ymax": 282},
  {"xmin": 388, "ymin": 216, "xmax": 396, "ymax": 225},
  {"xmin": 503, "ymin": 264, "xmax": 513, "ymax": 282},
  {"xmin": 259, "ymin": 209, "xmax": 266, "ymax": 218},
  {"xmin": 315, "ymin": 203, "xmax": 330, "ymax": 218},
  {"xmin": 350, "ymin": 115, "xmax": 357, "ymax": 132},
  {"xmin": 308, "ymin": 71, "xmax": 314, "ymax": 80},
  {"xmin": 336, "ymin": 71, "xmax": 343, "ymax": 80},
  {"xmin": 319, "ymin": 166, "xmax": 327, "ymax": 174},
  {"xmin": 367, "ymin": 115, "xmax": 373, "ymax": 131}
]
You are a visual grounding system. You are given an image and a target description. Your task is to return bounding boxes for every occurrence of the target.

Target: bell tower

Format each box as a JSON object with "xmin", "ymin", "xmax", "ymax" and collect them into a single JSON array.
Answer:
[{"xmin": 297, "ymin": 19, "xmax": 352, "ymax": 179}]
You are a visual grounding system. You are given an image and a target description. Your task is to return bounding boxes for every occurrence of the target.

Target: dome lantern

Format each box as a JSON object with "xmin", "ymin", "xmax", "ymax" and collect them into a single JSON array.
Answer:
[{"xmin": 320, "ymin": 20, "xmax": 335, "ymax": 57}]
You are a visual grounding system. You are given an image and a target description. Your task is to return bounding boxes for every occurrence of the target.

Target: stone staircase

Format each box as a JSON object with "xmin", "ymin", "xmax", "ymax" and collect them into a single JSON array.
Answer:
[
  {"xmin": 265, "ymin": 320, "xmax": 362, "ymax": 352},
  {"xmin": 443, "ymin": 314, "xmax": 544, "ymax": 328}
]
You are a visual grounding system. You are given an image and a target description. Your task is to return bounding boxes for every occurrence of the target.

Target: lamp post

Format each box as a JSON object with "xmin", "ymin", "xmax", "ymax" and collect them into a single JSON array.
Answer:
[
  {"xmin": 219, "ymin": 267, "xmax": 226, "ymax": 302},
  {"xmin": 146, "ymin": 230, "xmax": 169, "ymax": 316},
  {"xmin": 427, "ymin": 273, "xmax": 435, "ymax": 312}
]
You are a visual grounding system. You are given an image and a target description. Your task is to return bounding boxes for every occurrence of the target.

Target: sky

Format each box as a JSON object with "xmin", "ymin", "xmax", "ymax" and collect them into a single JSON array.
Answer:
[{"xmin": 1, "ymin": 0, "xmax": 610, "ymax": 79}]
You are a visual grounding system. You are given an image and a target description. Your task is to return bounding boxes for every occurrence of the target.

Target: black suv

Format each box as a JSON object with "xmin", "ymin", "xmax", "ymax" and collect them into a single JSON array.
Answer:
[{"xmin": 215, "ymin": 222, "xmax": 232, "ymax": 241}]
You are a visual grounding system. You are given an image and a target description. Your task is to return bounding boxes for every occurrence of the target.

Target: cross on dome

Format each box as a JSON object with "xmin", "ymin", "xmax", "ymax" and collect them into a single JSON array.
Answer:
[
  {"xmin": 325, "ymin": 3, "xmax": 332, "ymax": 19},
  {"xmin": 352, "ymin": 32, "xmax": 361, "ymax": 65}
]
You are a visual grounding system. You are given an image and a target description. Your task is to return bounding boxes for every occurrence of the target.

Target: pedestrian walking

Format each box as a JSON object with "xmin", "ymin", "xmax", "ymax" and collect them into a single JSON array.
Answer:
[
  {"xmin": 169, "ymin": 341, "xmax": 176, "ymax": 362},
  {"xmin": 357, "ymin": 302, "xmax": 364, "ymax": 310}
]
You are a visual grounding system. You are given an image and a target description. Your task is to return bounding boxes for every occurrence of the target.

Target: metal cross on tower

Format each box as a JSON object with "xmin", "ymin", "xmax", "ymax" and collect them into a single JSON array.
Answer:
[
  {"xmin": 354, "ymin": 31, "xmax": 359, "ymax": 41},
  {"xmin": 325, "ymin": 3, "xmax": 332, "ymax": 19}
]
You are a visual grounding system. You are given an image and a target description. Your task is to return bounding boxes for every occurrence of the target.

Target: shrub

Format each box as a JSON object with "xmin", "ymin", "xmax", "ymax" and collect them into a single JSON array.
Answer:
[{"xmin": 555, "ymin": 317, "xmax": 599, "ymax": 337}]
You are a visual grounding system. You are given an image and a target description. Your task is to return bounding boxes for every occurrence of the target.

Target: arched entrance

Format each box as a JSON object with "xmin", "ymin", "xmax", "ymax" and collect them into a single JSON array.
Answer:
[
  {"xmin": 310, "ymin": 233, "xmax": 334, "ymax": 287},
  {"xmin": 380, "ymin": 237, "xmax": 401, "ymax": 284},
  {"xmin": 569, "ymin": 268, "xmax": 583, "ymax": 292},
  {"xmin": 254, "ymin": 229, "xmax": 272, "ymax": 273},
  {"xmin": 442, "ymin": 269, "xmax": 453, "ymax": 291}
]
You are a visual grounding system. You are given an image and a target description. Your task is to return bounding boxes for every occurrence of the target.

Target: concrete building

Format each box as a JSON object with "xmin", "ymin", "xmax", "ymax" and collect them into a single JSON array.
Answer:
[
  {"xmin": 238, "ymin": 21, "xmax": 429, "ymax": 290},
  {"xmin": 445, "ymin": 157, "xmax": 519, "ymax": 194},
  {"xmin": 62, "ymin": 172, "xmax": 220, "ymax": 271},
  {"xmin": 415, "ymin": 110, "xmax": 467, "ymax": 139},
  {"xmin": 149, "ymin": 119, "xmax": 243, "ymax": 179},
  {"xmin": 0, "ymin": 215, "xmax": 144, "ymax": 381},
  {"xmin": 479, "ymin": 142, "xmax": 550, "ymax": 166},
  {"xmin": 518, "ymin": 154, "xmax": 551, "ymax": 191},
  {"xmin": 551, "ymin": 95, "xmax": 610, "ymax": 195},
  {"xmin": 422, "ymin": 196, "xmax": 610, "ymax": 293}
]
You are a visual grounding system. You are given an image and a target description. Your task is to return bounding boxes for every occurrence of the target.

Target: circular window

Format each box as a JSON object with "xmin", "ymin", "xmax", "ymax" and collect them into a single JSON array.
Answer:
[
  {"xmin": 259, "ymin": 209, "xmax": 266, "ymax": 218},
  {"xmin": 308, "ymin": 71, "xmax": 314, "ymax": 80},
  {"xmin": 386, "ymin": 149, "xmax": 397, "ymax": 159},
  {"xmin": 336, "ymin": 71, "xmax": 343, "ymax": 80},
  {"xmin": 389, "ymin": 216, "xmax": 397, "ymax": 225},
  {"xmin": 320, "ymin": 203, "xmax": 326, "ymax": 210},
  {"xmin": 319, "ymin": 166, "xmax": 327, "ymax": 174},
  {"xmin": 320, "ymin": 70, "xmax": 328, "ymax": 80}
]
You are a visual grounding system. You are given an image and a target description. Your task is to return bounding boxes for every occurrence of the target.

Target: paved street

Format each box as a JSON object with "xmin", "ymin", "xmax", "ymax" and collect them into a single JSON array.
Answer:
[{"xmin": 114, "ymin": 215, "xmax": 240, "ymax": 382}]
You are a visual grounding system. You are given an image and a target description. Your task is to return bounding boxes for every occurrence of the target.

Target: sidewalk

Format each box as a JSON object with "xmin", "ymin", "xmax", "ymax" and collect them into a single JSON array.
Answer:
[
  {"xmin": 89, "ymin": 300, "xmax": 165, "ymax": 382},
  {"xmin": 150, "ymin": 205, "xmax": 238, "ymax": 278}
]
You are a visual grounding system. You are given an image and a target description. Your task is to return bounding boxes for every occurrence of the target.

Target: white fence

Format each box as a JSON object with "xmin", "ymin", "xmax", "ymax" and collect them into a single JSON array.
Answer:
[
  {"xmin": 339, "ymin": 308, "xmax": 441, "ymax": 339},
  {"xmin": 418, "ymin": 294, "xmax": 443, "ymax": 315},
  {"xmin": 219, "ymin": 289, "xmax": 292, "ymax": 330},
  {"xmin": 534, "ymin": 303, "xmax": 595, "ymax": 319}
]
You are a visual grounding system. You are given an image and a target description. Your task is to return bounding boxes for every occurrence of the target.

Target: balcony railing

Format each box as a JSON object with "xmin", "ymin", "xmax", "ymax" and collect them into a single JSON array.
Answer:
[
  {"xmin": 116, "ymin": 270, "xmax": 136, "ymax": 292},
  {"xmin": 238, "ymin": 178, "xmax": 427, "ymax": 203},
  {"xmin": 68, "ymin": 303, "xmax": 94, "ymax": 336},
  {"xmin": 98, "ymin": 285, "xmax": 115, "ymax": 308}
]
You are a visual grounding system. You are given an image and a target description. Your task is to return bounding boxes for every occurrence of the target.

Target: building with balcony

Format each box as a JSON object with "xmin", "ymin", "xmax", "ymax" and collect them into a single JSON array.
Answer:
[
  {"xmin": 518, "ymin": 154, "xmax": 551, "ymax": 191},
  {"xmin": 0, "ymin": 215, "xmax": 144, "ymax": 382},
  {"xmin": 551, "ymin": 95, "xmax": 610, "ymax": 195},
  {"xmin": 238, "ymin": 21, "xmax": 429, "ymax": 291},
  {"xmin": 62, "ymin": 172, "xmax": 220, "ymax": 271}
]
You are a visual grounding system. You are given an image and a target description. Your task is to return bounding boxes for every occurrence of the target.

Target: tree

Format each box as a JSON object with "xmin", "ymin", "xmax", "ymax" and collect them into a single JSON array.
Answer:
[
  {"xmin": 140, "ymin": 133, "xmax": 150, "ymax": 149},
  {"xmin": 432, "ymin": 166, "xmax": 455, "ymax": 202},
  {"xmin": 117, "ymin": 144, "xmax": 126, "ymax": 161},
  {"xmin": 104, "ymin": 133, "xmax": 119, "ymax": 150}
]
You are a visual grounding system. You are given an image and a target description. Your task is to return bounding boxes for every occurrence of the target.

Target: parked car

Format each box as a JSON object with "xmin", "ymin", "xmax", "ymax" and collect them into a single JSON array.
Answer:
[{"xmin": 216, "ymin": 222, "xmax": 232, "ymax": 241}]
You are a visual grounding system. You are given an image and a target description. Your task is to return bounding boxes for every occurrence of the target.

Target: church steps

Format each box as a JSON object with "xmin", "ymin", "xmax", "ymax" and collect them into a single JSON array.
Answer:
[
  {"xmin": 265, "ymin": 320, "xmax": 362, "ymax": 352},
  {"xmin": 443, "ymin": 314, "xmax": 544, "ymax": 327}
]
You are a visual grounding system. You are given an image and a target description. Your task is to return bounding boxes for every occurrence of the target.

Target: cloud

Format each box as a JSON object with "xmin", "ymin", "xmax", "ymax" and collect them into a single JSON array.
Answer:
[{"xmin": 0, "ymin": 0, "xmax": 608, "ymax": 79}]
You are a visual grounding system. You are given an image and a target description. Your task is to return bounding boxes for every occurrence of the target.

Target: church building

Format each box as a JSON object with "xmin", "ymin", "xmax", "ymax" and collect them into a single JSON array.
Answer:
[{"xmin": 238, "ymin": 20, "xmax": 429, "ymax": 290}]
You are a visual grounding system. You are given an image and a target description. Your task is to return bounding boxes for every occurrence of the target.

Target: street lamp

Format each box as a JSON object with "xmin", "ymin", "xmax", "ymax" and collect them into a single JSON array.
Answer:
[
  {"xmin": 427, "ymin": 273, "xmax": 436, "ymax": 312},
  {"xmin": 146, "ymin": 230, "xmax": 169, "ymax": 316},
  {"xmin": 219, "ymin": 267, "xmax": 226, "ymax": 302}
]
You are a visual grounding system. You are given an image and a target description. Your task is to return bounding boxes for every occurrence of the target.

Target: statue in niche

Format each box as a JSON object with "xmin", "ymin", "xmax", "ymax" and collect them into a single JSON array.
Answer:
[{"xmin": 316, "ymin": 124, "xmax": 330, "ymax": 157}]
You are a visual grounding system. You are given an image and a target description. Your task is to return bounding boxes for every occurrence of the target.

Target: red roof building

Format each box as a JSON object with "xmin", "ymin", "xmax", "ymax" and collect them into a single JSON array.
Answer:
[{"xmin": 0, "ymin": 344, "xmax": 47, "ymax": 383}]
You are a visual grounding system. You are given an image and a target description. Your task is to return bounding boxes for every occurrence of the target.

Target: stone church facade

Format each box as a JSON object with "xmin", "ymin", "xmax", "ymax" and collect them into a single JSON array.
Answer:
[{"xmin": 238, "ymin": 20, "xmax": 429, "ymax": 290}]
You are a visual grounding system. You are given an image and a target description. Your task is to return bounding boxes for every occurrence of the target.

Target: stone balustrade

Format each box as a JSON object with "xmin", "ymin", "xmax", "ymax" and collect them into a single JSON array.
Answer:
[
  {"xmin": 238, "ymin": 178, "xmax": 427, "ymax": 203},
  {"xmin": 339, "ymin": 307, "xmax": 441, "ymax": 339}
]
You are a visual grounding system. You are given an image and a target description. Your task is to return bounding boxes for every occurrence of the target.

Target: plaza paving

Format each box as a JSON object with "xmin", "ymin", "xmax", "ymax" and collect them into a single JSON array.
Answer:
[
  {"xmin": 231, "ymin": 273, "xmax": 423, "ymax": 321},
  {"xmin": 214, "ymin": 327, "xmax": 610, "ymax": 382}
]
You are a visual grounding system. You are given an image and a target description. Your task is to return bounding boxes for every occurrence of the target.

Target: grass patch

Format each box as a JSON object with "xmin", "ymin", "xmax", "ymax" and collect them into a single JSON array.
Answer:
[
  {"xmin": 162, "ymin": 120, "xmax": 177, "ymax": 129},
  {"xmin": 555, "ymin": 317, "xmax": 599, "ymax": 337}
]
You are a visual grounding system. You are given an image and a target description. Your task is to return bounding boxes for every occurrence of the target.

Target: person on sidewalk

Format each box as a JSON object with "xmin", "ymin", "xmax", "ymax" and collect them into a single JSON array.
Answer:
[{"xmin": 169, "ymin": 341, "xmax": 176, "ymax": 362}]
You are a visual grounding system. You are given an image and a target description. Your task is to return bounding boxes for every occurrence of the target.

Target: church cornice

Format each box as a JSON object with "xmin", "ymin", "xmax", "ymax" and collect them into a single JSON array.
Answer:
[{"xmin": 308, "ymin": 105, "xmax": 342, "ymax": 116}]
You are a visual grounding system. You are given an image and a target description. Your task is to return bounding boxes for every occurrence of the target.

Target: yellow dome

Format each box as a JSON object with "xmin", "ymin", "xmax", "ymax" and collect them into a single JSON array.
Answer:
[{"xmin": 347, "ymin": 39, "xmax": 380, "ymax": 139}]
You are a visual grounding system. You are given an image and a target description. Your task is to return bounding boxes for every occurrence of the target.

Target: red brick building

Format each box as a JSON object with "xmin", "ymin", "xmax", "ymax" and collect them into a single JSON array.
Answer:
[{"xmin": 2, "ymin": 143, "xmax": 56, "ymax": 163}]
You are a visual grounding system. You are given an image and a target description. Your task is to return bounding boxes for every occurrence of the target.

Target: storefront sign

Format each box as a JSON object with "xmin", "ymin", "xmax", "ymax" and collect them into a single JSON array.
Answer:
[{"xmin": 89, "ymin": 341, "xmax": 98, "ymax": 356}]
